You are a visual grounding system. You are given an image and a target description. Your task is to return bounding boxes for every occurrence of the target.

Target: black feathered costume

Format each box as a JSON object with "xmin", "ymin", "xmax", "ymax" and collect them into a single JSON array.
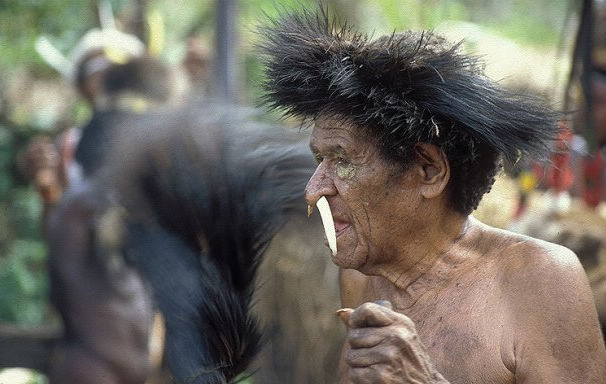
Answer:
[
  {"xmin": 48, "ymin": 104, "xmax": 316, "ymax": 384},
  {"xmin": 117, "ymin": 105, "xmax": 316, "ymax": 383},
  {"xmin": 259, "ymin": 7, "xmax": 560, "ymax": 214}
]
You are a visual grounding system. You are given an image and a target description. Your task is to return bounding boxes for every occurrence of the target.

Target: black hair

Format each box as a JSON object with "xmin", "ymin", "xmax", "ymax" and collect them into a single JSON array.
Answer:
[
  {"xmin": 103, "ymin": 55, "xmax": 171, "ymax": 102},
  {"xmin": 258, "ymin": 7, "xmax": 560, "ymax": 214},
  {"xmin": 74, "ymin": 56, "xmax": 172, "ymax": 177}
]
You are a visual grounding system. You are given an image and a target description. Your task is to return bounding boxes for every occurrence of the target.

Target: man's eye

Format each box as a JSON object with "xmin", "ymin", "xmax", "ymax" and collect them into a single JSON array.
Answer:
[
  {"xmin": 336, "ymin": 157, "xmax": 349, "ymax": 166},
  {"xmin": 313, "ymin": 154, "xmax": 323, "ymax": 164}
]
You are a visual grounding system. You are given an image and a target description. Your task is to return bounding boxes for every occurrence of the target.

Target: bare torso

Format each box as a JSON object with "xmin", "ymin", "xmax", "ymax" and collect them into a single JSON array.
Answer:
[{"xmin": 340, "ymin": 217, "xmax": 606, "ymax": 383}]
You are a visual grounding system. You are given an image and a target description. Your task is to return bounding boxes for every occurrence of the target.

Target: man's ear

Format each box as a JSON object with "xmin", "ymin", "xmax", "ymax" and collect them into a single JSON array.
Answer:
[{"xmin": 413, "ymin": 143, "xmax": 450, "ymax": 199}]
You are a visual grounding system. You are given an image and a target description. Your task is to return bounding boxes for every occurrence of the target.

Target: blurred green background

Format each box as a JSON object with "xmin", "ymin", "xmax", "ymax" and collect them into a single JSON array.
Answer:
[{"xmin": 0, "ymin": 0, "xmax": 574, "ymax": 381}]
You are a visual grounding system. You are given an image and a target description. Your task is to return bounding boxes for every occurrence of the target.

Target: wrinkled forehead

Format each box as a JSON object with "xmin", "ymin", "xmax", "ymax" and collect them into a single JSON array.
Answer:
[{"xmin": 311, "ymin": 114, "xmax": 376, "ymax": 147}]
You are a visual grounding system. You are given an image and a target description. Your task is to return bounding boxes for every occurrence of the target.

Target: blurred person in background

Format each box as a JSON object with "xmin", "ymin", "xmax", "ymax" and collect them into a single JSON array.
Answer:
[
  {"xmin": 182, "ymin": 37, "xmax": 212, "ymax": 95},
  {"xmin": 24, "ymin": 26, "xmax": 145, "ymax": 221},
  {"xmin": 24, "ymin": 22, "xmax": 174, "ymax": 226},
  {"xmin": 21, "ymin": 11, "xmax": 174, "ymax": 383}
]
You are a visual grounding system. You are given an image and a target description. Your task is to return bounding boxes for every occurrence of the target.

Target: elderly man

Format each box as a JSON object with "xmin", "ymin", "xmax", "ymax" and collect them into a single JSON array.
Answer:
[{"xmin": 260, "ymin": 8, "xmax": 606, "ymax": 384}]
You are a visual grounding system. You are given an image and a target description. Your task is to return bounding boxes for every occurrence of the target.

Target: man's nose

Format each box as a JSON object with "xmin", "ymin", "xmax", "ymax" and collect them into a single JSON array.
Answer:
[{"xmin": 305, "ymin": 163, "xmax": 337, "ymax": 206}]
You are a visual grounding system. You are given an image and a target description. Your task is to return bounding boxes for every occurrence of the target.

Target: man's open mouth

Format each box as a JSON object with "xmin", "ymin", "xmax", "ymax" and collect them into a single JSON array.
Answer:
[{"xmin": 334, "ymin": 220, "xmax": 350, "ymax": 236}]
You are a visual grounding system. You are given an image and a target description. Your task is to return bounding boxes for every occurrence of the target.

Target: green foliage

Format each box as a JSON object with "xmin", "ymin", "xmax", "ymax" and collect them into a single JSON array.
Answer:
[
  {"xmin": 0, "ymin": 368, "xmax": 48, "ymax": 384},
  {"xmin": 0, "ymin": 176, "xmax": 49, "ymax": 326},
  {"xmin": 482, "ymin": 0, "xmax": 569, "ymax": 47},
  {"xmin": 235, "ymin": 372, "xmax": 254, "ymax": 384},
  {"xmin": 0, "ymin": 239, "xmax": 49, "ymax": 325},
  {"xmin": 0, "ymin": 0, "xmax": 95, "ymax": 76},
  {"xmin": 0, "ymin": 0, "xmax": 93, "ymax": 328},
  {"xmin": 239, "ymin": 0, "xmax": 316, "ymax": 104}
]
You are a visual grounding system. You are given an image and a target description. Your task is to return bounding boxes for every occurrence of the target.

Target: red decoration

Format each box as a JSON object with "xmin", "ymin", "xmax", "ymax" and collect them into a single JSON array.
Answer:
[
  {"xmin": 546, "ymin": 122, "xmax": 575, "ymax": 192},
  {"xmin": 582, "ymin": 150, "xmax": 605, "ymax": 207}
]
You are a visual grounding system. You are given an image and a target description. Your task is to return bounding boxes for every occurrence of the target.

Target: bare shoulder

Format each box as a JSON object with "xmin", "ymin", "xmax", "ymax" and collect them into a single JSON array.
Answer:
[
  {"xmin": 470, "ymin": 218, "xmax": 585, "ymax": 288},
  {"xmin": 475, "ymin": 220, "xmax": 606, "ymax": 381},
  {"xmin": 493, "ymin": 226, "xmax": 587, "ymax": 293},
  {"xmin": 470, "ymin": 220, "xmax": 595, "ymax": 324},
  {"xmin": 495, "ymin": 229, "xmax": 596, "ymax": 324}
]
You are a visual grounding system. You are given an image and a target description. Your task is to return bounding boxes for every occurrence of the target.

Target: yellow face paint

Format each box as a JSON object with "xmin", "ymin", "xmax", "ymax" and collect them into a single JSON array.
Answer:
[{"xmin": 336, "ymin": 161, "xmax": 355, "ymax": 179}]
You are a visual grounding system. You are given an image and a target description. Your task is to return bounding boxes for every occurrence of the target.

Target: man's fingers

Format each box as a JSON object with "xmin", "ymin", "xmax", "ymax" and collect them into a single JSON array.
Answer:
[
  {"xmin": 348, "ymin": 365, "xmax": 387, "ymax": 384},
  {"xmin": 347, "ymin": 327, "xmax": 384, "ymax": 349},
  {"xmin": 349, "ymin": 302, "xmax": 396, "ymax": 328},
  {"xmin": 345, "ymin": 344, "xmax": 397, "ymax": 367},
  {"xmin": 339, "ymin": 301, "xmax": 411, "ymax": 329},
  {"xmin": 346, "ymin": 349, "xmax": 379, "ymax": 368}
]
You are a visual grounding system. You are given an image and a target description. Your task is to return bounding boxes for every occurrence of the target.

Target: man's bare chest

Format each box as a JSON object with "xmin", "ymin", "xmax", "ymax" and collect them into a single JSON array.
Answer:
[
  {"xmin": 412, "ymin": 304, "xmax": 513, "ymax": 383},
  {"xmin": 365, "ymin": 279, "xmax": 515, "ymax": 383}
]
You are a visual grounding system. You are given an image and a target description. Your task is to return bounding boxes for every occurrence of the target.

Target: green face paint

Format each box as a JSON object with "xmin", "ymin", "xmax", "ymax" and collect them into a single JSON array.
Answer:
[{"xmin": 336, "ymin": 161, "xmax": 356, "ymax": 179}]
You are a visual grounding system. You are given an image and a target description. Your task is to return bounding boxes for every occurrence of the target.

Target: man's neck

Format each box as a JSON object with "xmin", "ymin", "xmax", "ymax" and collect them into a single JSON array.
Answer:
[{"xmin": 375, "ymin": 211, "xmax": 471, "ymax": 296}]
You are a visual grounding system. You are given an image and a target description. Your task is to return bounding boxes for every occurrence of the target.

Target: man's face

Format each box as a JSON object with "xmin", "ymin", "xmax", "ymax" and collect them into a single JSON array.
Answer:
[{"xmin": 306, "ymin": 116, "xmax": 422, "ymax": 272}]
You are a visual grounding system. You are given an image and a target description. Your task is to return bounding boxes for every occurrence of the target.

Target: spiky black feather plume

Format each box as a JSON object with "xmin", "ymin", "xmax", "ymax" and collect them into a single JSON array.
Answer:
[
  {"xmin": 111, "ymin": 104, "xmax": 315, "ymax": 383},
  {"xmin": 257, "ymin": 6, "xmax": 559, "ymax": 166}
]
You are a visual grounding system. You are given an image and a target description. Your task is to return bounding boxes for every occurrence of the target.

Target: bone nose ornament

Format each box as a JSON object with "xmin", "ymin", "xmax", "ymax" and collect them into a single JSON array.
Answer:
[{"xmin": 310, "ymin": 196, "xmax": 337, "ymax": 256}]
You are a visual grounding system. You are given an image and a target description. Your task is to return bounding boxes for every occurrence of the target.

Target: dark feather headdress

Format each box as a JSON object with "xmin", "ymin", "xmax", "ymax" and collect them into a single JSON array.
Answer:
[{"xmin": 258, "ymin": 7, "xmax": 559, "ymax": 167}]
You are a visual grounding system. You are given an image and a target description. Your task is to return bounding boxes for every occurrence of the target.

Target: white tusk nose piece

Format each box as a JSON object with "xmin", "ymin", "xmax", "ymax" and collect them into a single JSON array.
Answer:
[{"xmin": 316, "ymin": 196, "xmax": 337, "ymax": 255}]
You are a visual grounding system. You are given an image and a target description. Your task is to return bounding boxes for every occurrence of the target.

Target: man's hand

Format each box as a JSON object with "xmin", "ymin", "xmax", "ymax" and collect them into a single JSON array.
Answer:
[{"xmin": 337, "ymin": 301, "xmax": 448, "ymax": 384}]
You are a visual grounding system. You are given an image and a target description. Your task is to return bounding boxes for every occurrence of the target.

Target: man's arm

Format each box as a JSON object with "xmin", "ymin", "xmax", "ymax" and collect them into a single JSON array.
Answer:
[{"xmin": 507, "ymin": 242, "xmax": 606, "ymax": 383}]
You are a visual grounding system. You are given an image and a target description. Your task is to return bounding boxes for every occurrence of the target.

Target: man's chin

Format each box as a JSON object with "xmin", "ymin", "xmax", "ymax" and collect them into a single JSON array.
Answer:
[{"xmin": 330, "ymin": 251, "xmax": 365, "ymax": 270}]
